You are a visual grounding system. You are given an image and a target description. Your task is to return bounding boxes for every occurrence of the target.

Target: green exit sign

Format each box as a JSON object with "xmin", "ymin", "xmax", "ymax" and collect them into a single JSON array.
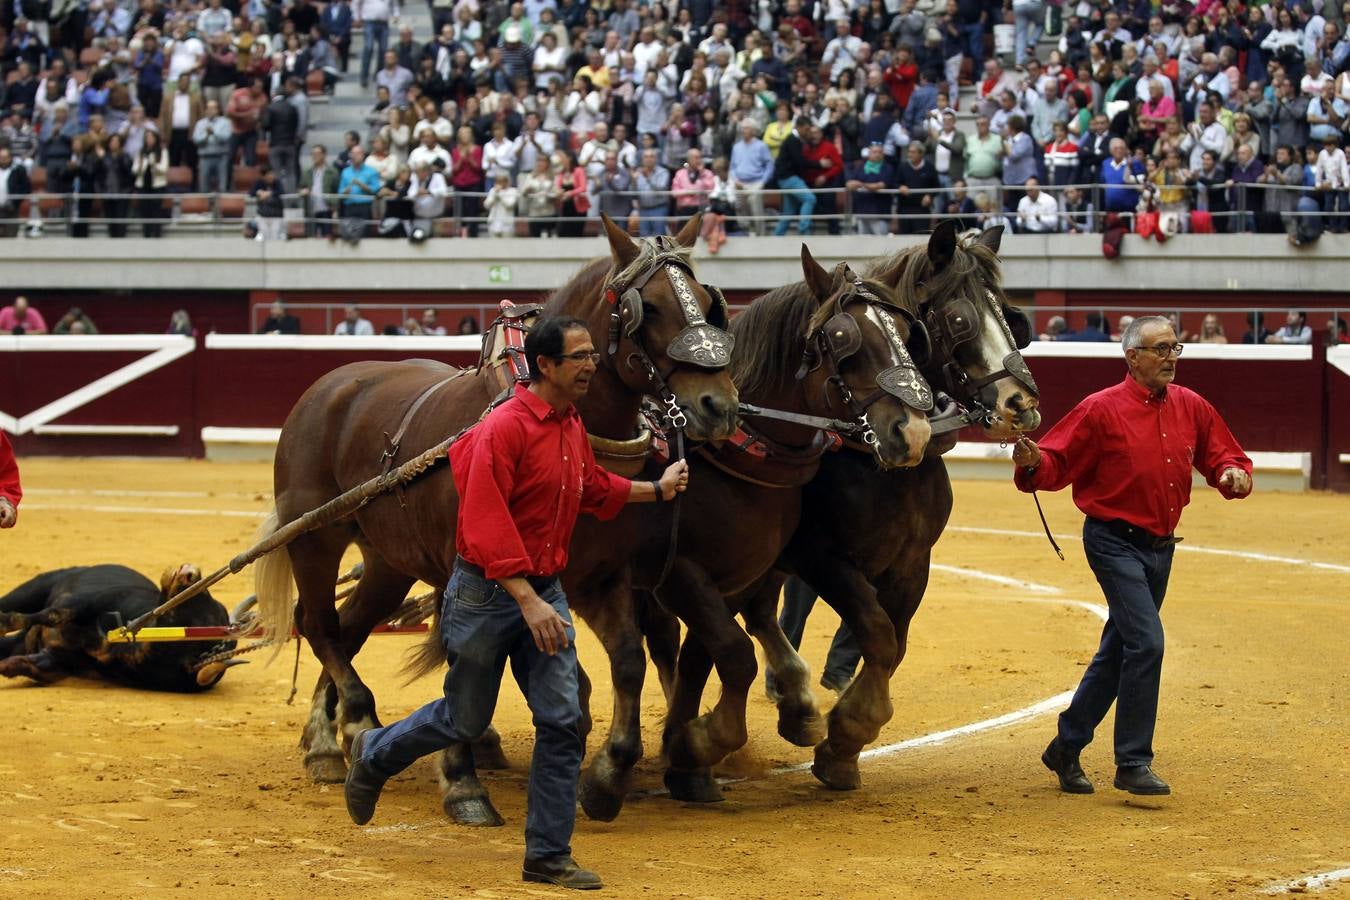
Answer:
[{"xmin": 488, "ymin": 265, "xmax": 512, "ymax": 284}]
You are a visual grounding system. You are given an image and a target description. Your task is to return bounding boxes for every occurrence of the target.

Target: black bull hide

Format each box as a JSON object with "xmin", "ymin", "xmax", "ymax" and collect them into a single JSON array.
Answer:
[{"xmin": 0, "ymin": 565, "xmax": 235, "ymax": 692}]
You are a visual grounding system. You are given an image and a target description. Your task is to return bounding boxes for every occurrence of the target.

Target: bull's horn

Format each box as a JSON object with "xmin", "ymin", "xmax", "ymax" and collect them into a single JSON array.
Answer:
[{"xmin": 195, "ymin": 658, "xmax": 249, "ymax": 686}]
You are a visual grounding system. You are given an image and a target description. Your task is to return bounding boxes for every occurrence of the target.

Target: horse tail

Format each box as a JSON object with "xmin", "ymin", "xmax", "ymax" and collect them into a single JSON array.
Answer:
[
  {"xmin": 402, "ymin": 597, "xmax": 445, "ymax": 683},
  {"xmin": 253, "ymin": 509, "xmax": 297, "ymax": 653}
]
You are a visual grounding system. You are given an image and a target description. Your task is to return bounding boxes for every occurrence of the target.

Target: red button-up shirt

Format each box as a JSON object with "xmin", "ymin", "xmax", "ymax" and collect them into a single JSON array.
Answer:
[
  {"xmin": 450, "ymin": 384, "xmax": 631, "ymax": 580},
  {"xmin": 0, "ymin": 431, "xmax": 21, "ymax": 509},
  {"xmin": 1015, "ymin": 376, "xmax": 1252, "ymax": 536}
]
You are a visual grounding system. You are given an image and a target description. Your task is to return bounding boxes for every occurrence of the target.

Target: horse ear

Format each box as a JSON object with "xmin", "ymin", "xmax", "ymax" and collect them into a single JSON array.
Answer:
[
  {"xmin": 674, "ymin": 211, "xmax": 703, "ymax": 248},
  {"xmin": 601, "ymin": 213, "xmax": 641, "ymax": 270},
  {"xmin": 975, "ymin": 224, "xmax": 1004, "ymax": 253},
  {"xmin": 801, "ymin": 244, "xmax": 833, "ymax": 303},
  {"xmin": 927, "ymin": 219, "xmax": 959, "ymax": 272}
]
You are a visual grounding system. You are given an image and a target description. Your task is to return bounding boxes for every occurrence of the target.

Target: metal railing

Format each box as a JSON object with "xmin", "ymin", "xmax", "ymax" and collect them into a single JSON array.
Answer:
[{"xmin": 1, "ymin": 180, "xmax": 1342, "ymax": 238}]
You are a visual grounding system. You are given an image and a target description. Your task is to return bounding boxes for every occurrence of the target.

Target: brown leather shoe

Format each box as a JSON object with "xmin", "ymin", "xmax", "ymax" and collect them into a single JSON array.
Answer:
[
  {"xmin": 1042, "ymin": 737, "xmax": 1094, "ymax": 794},
  {"xmin": 523, "ymin": 855, "xmax": 603, "ymax": 890}
]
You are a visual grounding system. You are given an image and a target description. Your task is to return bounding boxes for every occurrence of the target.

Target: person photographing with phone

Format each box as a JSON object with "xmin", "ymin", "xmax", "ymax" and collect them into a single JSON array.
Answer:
[
  {"xmin": 345, "ymin": 315, "xmax": 689, "ymax": 890},
  {"xmin": 1011, "ymin": 315, "xmax": 1252, "ymax": 797}
]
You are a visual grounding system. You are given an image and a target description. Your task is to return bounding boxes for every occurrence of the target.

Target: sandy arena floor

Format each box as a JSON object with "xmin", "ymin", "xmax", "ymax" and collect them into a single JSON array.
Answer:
[{"xmin": 1, "ymin": 458, "xmax": 1347, "ymax": 898}]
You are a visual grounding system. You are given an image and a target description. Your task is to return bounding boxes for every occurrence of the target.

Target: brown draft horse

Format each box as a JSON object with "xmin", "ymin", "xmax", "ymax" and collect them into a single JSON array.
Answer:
[
  {"xmin": 252, "ymin": 215, "xmax": 740, "ymax": 789},
  {"xmin": 723, "ymin": 222, "xmax": 1043, "ymax": 795},
  {"xmin": 415, "ymin": 245, "xmax": 936, "ymax": 826}
]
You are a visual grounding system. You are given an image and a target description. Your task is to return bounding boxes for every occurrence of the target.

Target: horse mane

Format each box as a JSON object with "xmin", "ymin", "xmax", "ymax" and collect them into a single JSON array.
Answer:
[
  {"xmin": 729, "ymin": 268, "xmax": 899, "ymax": 401},
  {"xmin": 541, "ymin": 235, "xmax": 696, "ymax": 316},
  {"xmin": 865, "ymin": 234, "xmax": 1005, "ymax": 310}
]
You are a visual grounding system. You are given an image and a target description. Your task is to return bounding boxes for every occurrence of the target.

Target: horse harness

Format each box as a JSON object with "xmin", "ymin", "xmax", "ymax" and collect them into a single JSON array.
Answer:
[
  {"xmin": 924, "ymin": 289, "xmax": 1037, "ymax": 428},
  {"xmin": 605, "ymin": 250, "xmax": 734, "ymax": 431}
]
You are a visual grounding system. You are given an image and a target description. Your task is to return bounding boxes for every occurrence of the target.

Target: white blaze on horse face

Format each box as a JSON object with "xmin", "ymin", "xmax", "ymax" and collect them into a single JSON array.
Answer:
[
  {"xmin": 861, "ymin": 304, "xmax": 931, "ymax": 468},
  {"xmin": 970, "ymin": 292, "xmax": 1036, "ymax": 437},
  {"xmin": 864, "ymin": 304, "xmax": 902, "ymax": 368}
]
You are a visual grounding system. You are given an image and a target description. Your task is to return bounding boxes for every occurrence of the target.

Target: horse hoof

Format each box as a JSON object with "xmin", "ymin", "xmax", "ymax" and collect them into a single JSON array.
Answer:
[
  {"xmin": 578, "ymin": 775, "xmax": 626, "ymax": 822},
  {"xmin": 305, "ymin": 753, "xmax": 348, "ymax": 784},
  {"xmin": 470, "ymin": 742, "xmax": 511, "ymax": 771},
  {"xmin": 663, "ymin": 768, "xmax": 724, "ymax": 803},
  {"xmin": 811, "ymin": 752, "xmax": 862, "ymax": 792},
  {"xmin": 777, "ymin": 712, "xmax": 824, "ymax": 748},
  {"xmin": 443, "ymin": 796, "xmax": 505, "ymax": 827}
]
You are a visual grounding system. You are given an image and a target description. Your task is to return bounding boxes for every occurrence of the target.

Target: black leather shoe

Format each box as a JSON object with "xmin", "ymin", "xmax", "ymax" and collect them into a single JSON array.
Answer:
[
  {"xmin": 1042, "ymin": 737, "xmax": 1094, "ymax": 794},
  {"xmin": 522, "ymin": 855, "xmax": 603, "ymax": 890},
  {"xmin": 344, "ymin": 729, "xmax": 387, "ymax": 825},
  {"xmin": 1114, "ymin": 765, "xmax": 1171, "ymax": 795}
]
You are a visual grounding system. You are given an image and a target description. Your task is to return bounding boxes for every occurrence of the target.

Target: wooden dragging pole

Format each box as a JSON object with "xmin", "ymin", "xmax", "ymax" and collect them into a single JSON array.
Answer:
[{"xmin": 118, "ymin": 431, "xmax": 462, "ymax": 638}]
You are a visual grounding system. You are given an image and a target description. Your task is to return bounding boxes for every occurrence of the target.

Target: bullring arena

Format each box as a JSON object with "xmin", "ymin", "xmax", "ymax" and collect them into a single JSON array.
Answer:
[{"xmin": 3, "ymin": 235, "xmax": 1350, "ymax": 899}]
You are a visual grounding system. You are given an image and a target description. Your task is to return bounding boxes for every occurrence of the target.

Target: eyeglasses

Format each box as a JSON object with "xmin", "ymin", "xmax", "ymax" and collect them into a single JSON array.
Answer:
[
  {"xmin": 555, "ymin": 351, "xmax": 601, "ymax": 364},
  {"xmin": 1137, "ymin": 343, "xmax": 1184, "ymax": 358}
]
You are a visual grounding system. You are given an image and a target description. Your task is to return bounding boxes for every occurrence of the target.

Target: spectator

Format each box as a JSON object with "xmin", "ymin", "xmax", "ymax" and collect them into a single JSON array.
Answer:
[
  {"xmin": 335, "ymin": 304, "xmax": 375, "ymax": 335},
  {"xmin": 299, "ymin": 144, "xmax": 339, "ymax": 237},
  {"xmin": 730, "ymin": 119, "xmax": 773, "ymax": 236},
  {"xmin": 1060, "ymin": 311, "xmax": 1111, "ymax": 342},
  {"xmin": 1061, "ymin": 185, "xmax": 1095, "ymax": 233},
  {"xmin": 895, "ymin": 141, "xmax": 937, "ymax": 235},
  {"xmin": 408, "ymin": 129, "xmax": 452, "ymax": 171},
  {"xmin": 1242, "ymin": 312, "xmax": 1272, "ymax": 345},
  {"xmin": 1044, "ymin": 121, "xmax": 1079, "ymax": 188},
  {"xmin": 1111, "ymin": 315, "xmax": 1134, "ymax": 343},
  {"xmin": 846, "ymin": 141, "xmax": 896, "ymax": 236},
  {"xmin": 323, "ymin": 0, "xmax": 355, "ymax": 74},
  {"xmin": 1191, "ymin": 149, "xmax": 1230, "ymax": 232},
  {"xmin": 100, "ymin": 133, "xmax": 135, "ymax": 238},
  {"xmin": 701, "ymin": 157, "xmax": 735, "ymax": 253},
  {"xmin": 1039, "ymin": 315, "xmax": 1070, "ymax": 341},
  {"xmin": 1, "ymin": 296, "xmax": 48, "ymax": 335},
  {"xmin": 926, "ymin": 109, "xmax": 965, "ymax": 195},
  {"xmin": 1196, "ymin": 313, "xmax": 1227, "ymax": 344},
  {"xmin": 1001, "ymin": 115, "xmax": 1036, "ymax": 211},
  {"xmin": 773, "ymin": 117, "xmax": 815, "ymax": 237},
  {"xmin": 250, "ymin": 165, "xmax": 286, "ymax": 240},
  {"xmin": 634, "ymin": 147, "xmax": 671, "ymax": 237},
  {"xmin": 166, "ymin": 310, "xmax": 196, "ymax": 336},
  {"xmin": 356, "ymin": 0, "xmax": 398, "ymax": 90},
  {"xmin": 553, "ymin": 149, "xmax": 588, "ymax": 237},
  {"xmin": 258, "ymin": 301, "xmax": 302, "ymax": 334},
  {"xmin": 0, "ymin": 148, "xmax": 32, "ymax": 238},
  {"xmin": 193, "ymin": 100, "xmax": 232, "ymax": 195},
  {"xmin": 484, "ymin": 171, "xmax": 520, "ymax": 236},
  {"xmin": 1326, "ymin": 317, "xmax": 1349, "ymax": 346},
  {"xmin": 1016, "ymin": 177, "xmax": 1060, "ymax": 234},
  {"xmin": 450, "ymin": 126, "xmax": 486, "ymax": 237},
  {"xmin": 1314, "ymin": 134, "xmax": 1350, "ymax": 233},
  {"xmin": 162, "ymin": 73, "xmax": 204, "ymax": 169},
  {"xmin": 1265, "ymin": 310, "xmax": 1313, "ymax": 344},
  {"xmin": 226, "ymin": 77, "xmax": 265, "ymax": 167},
  {"xmin": 52, "ymin": 307, "xmax": 98, "ymax": 335},
  {"xmin": 375, "ymin": 51, "xmax": 415, "ymax": 107},
  {"xmin": 338, "ymin": 145, "xmax": 382, "ymax": 227},
  {"xmin": 421, "ymin": 308, "xmax": 447, "ymax": 335},
  {"xmin": 1103, "ymin": 138, "xmax": 1145, "ymax": 215},
  {"xmin": 407, "ymin": 160, "xmax": 449, "ymax": 240},
  {"xmin": 518, "ymin": 154, "xmax": 558, "ymax": 237},
  {"xmin": 965, "ymin": 116, "xmax": 1003, "ymax": 207},
  {"xmin": 133, "ymin": 130, "xmax": 169, "ymax": 238}
]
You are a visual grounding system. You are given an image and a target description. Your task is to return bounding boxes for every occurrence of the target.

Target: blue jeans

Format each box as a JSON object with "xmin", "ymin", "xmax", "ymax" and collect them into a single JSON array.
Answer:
[
  {"xmin": 1013, "ymin": 2, "xmax": 1043, "ymax": 65},
  {"xmin": 776, "ymin": 575, "xmax": 860, "ymax": 688},
  {"xmin": 1323, "ymin": 189, "xmax": 1349, "ymax": 231},
  {"xmin": 1058, "ymin": 518, "xmax": 1174, "ymax": 767},
  {"xmin": 773, "ymin": 175, "xmax": 816, "ymax": 236},
  {"xmin": 962, "ymin": 22, "xmax": 985, "ymax": 65},
  {"xmin": 360, "ymin": 19, "xmax": 390, "ymax": 86},
  {"xmin": 198, "ymin": 154, "xmax": 228, "ymax": 194},
  {"xmin": 638, "ymin": 205, "xmax": 667, "ymax": 236},
  {"xmin": 357, "ymin": 565, "xmax": 583, "ymax": 860}
]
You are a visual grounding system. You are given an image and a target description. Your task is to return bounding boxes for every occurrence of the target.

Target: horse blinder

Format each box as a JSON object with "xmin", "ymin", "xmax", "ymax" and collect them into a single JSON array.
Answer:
[{"xmin": 1004, "ymin": 304, "xmax": 1034, "ymax": 350}]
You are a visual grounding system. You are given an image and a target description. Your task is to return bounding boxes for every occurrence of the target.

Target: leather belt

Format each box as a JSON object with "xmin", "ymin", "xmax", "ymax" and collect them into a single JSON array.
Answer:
[
  {"xmin": 1092, "ymin": 517, "xmax": 1181, "ymax": 550},
  {"xmin": 454, "ymin": 556, "xmax": 557, "ymax": 592}
]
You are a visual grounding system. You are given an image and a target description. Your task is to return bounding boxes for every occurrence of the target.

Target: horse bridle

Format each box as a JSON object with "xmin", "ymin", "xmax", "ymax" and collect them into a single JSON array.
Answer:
[
  {"xmin": 605, "ymin": 250, "xmax": 734, "ymax": 430},
  {"xmin": 791, "ymin": 274, "xmax": 934, "ymax": 454},
  {"xmin": 923, "ymin": 289, "xmax": 1037, "ymax": 433}
]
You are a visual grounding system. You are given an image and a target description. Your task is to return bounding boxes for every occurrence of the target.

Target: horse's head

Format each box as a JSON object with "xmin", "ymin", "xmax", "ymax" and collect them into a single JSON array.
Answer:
[
  {"xmin": 874, "ymin": 221, "xmax": 1040, "ymax": 440},
  {"xmin": 600, "ymin": 213, "xmax": 739, "ymax": 441},
  {"xmin": 796, "ymin": 246, "xmax": 932, "ymax": 469}
]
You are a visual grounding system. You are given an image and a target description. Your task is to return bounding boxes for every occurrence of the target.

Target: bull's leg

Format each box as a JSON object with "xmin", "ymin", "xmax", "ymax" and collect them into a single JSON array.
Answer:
[
  {"xmin": 660, "ymin": 633, "xmax": 720, "ymax": 802},
  {"xmin": 576, "ymin": 573, "xmax": 651, "ymax": 822},
  {"xmin": 797, "ymin": 556, "xmax": 898, "ymax": 792},
  {"xmin": 0, "ymin": 608, "xmax": 73, "ymax": 633},
  {"xmin": 741, "ymin": 574, "xmax": 822, "ymax": 748},
  {"xmin": 0, "ymin": 649, "xmax": 65, "ymax": 683},
  {"xmin": 637, "ymin": 590, "xmax": 681, "ymax": 704},
  {"xmin": 657, "ymin": 561, "xmax": 758, "ymax": 793}
]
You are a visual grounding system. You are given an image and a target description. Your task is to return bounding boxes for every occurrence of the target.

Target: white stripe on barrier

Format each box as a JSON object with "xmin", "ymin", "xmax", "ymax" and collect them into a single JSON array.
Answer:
[
  {"xmin": 1020, "ymin": 343, "xmax": 1313, "ymax": 360},
  {"xmin": 204, "ymin": 334, "xmax": 482, "ymax": 352},
  {"xmin": 200, "ymin": 426, "xmax": 283, "ymax": 444},
  {"xmin": 31, "ymin": 424, "xmax": 180, "ymax": 437}
]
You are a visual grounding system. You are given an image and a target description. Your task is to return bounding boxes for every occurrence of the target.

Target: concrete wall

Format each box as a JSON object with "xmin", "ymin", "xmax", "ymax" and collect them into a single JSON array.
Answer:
[{"xmin": 5, "ymin": 234, "xmax": 1349, "ymax": 293}]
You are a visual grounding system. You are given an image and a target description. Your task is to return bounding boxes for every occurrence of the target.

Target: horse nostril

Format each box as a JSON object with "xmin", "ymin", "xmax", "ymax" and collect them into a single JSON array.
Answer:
[{"xmin": 700, "ymin": 394, "xmax": 729, "ymax": 419}]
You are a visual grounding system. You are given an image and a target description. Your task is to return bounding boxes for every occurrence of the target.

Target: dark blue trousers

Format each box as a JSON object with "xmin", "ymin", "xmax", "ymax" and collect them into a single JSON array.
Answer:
[
  {"xmin": 357, "ymin": 564, "xmax": 583, "ymax": 860},
  {"xmin": 777, "ymin": 575, "xmax": 861, "ymax": 688},
  {"xmin": 1059, "ymin": 517, "xmax": 1175, "ymax": 767}
]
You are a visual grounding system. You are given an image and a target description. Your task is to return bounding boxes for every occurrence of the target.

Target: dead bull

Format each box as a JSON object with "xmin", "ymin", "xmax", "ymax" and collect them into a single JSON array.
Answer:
[{"xmin": 0, "ymin": 564, "xmax": 240, "ymax": 691}]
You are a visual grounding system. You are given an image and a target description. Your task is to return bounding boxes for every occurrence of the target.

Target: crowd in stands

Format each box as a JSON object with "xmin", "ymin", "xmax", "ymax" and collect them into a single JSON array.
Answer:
[
  {"xmin": 4, "ymin": 0, "xmax": 1350, "ymax": 242},
  {"xmin": 1035, "ymin": 308, "xmax": 1349, "ymax": 343}
]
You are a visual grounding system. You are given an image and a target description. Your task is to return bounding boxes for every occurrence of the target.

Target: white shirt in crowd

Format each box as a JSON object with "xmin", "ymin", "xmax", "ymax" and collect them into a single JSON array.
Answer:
[
  {"xmin": 1017, "ymin": 191, "xmax": 1061, "ymax": 233},
  {"xmin": 335, "ymin": 317, "xmax": 375, "ymax": 335},
  {"xmin": 167, "ymin": 36, "xmax": 206, "ymax": 82},
  {"xmin": 409, "ymin": 170, "xmax": 450, "ymax": 219},
  {"xmin": 1315, "ymin": 146, "xmax": 1350, "ymax": 189}
]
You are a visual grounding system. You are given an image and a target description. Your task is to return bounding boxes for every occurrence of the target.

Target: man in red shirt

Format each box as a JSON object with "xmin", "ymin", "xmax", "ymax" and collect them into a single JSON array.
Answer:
[
  {"xmin": 802, "ymin": 122, "xmax": 844, "ymax": 235},
  {"xmin": 0, "ymin": 431, "xmax": 20, "ymax": 529},
  {"xmin": 344, "ymin": 315, "xmax": 688, "ymax": 890},
  {"xmin": 883, "ymin": 45, "xmax": 919, "ymax": 113},
  {"xmin": 1011, "ymin": 315, "xmax": 1252, "ymax": 797}
]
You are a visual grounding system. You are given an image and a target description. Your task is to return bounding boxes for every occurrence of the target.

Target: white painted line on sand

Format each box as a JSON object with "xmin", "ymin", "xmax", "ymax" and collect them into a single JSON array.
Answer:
[
  {"xmin": 21, "ymin": 504, "xmax": 266, "ymax": 519},
  {"xmin": 26, "ymin": 488, "xmax": 267, "ymax": 500},
  {"xmin": 947, "ymin": 525, "xmax": 1350, "ymax": 574},
  {"xmin": 930, "ymin": 563, "xmax": 1062, "ymax": 595},
  {"xmin": 1261, "ymin": 867, "xmax": 1350, "ymax": 894}
]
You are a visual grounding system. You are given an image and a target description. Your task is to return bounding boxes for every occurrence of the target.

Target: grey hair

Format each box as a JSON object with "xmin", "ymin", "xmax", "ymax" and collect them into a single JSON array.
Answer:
[{"xmin": 1122, "ymin": 315, "xmax": 1169, "ymax": 352}]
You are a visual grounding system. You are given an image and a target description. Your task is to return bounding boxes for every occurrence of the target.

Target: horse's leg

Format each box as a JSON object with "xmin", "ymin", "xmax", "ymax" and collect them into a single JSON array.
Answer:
[
  {"xmin": 658, "ymin": 561, "xmax": 758, "ymax": 785},
  {"xmin": 740, "ymin": 574, "xmax": 822, "ymax": 748},
  {"xmin": 796, "ymin": 555, "xmax": 898, "ymax": 792},
  {"xmin": 660, "ymin": 632, "xmax": 722, "ymax": 802},
  {"xmin": 577, "ymin": 574, "xmax": 650, "ymax": 822},
  {"xmin": 299, "ymin": 675, "xmax": 345, "ymax": 783},
  {"xmin": 436, "ymin": 738, "xmax": 506, "ymax": 827},
  {"xmin": 637, "ymin": 589, "xmax": 680, "ymax": 704}
]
